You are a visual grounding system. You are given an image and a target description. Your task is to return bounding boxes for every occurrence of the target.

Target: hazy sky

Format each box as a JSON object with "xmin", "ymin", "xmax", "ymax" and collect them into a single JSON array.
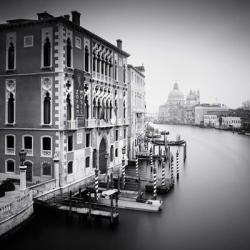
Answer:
[{"xmin": 1, "ymin": 0, "xmax": 249, "ymax": 112}]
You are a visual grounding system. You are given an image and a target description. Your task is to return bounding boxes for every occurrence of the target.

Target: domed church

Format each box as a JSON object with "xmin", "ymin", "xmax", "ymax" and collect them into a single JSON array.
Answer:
[{"xmin": 158, "ymin": 83, "xmax": 185, "ymax": 123}]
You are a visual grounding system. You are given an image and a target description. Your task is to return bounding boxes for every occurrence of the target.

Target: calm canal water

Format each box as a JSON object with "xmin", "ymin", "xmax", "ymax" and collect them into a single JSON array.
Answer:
[{"xmin": 2, "ymin": 125, "xmax": 250, "ymax": 250}]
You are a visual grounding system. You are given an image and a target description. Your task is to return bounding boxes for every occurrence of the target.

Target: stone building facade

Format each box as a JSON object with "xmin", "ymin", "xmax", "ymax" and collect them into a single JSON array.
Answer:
[
  {"xmin": 127, "ymin": 65, "xmax": 146, "ymax": 159},
  {"xmin": 0, "ymin": 11, "xmax": 129, "ymax": 187}
]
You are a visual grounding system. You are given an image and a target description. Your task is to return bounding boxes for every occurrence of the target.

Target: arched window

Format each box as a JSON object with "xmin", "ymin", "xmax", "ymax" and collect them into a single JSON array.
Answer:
[
  {"xmin": 85, "ymin": 157, "xmax": 90, "ymax": 168},
  {"xmin": 115, "ymin": 148, "xmax": 118, "ymax": 157},
  {"xmin": 114, "ymin": 60, "xmax": 118, "ymax": 80},
  {"xmin": 85, "ymin": 46, "xmax": 89, "ymax": 72},
  {"xmin": 110, "ymin": 145, "xmax": 114, "ymax": 162},
  {"xmin": 41, "ymin": 136, "xmax": 52, "ymax": 157},
  {"xmin": 66, "ymin": 94, "xmax": 72, "ymax": 121},
  {"xmin": 6, "ymin": 159, "xmax": 15, "ymax": 172},
  {"xmin": 85, "ymin": 96, "xmax": 89, "ymax": 119},
  {"xmin": 109, "ymin": 59, "xmax": 112, "ymax": 77},
  {"xmin": 97, "ymin": 99, "xmax": 101, "ymax": 119},
  {"xmin": 7, "ymin": 92, "xmax": 15, "ymax": 124},
  {"xmin": 97, "ymin": 54, "xmax": 100, "ymax": 73},
  {"xmin": 6, "ymin": 135, "xmax": 15, "ymax": 155},
  {"xmin": 43, "ymin": 38, "xmax": 51, "ymax": 67},
  {"xmin": 23, "ymin": 135, "xmax": 33, "ymax": 156},
  {"xmin": 42, "ymin": 162, "xmax": 51, "ymax": 176},
  {"xmin": 66, "ymin": 38, "xmax": 72, "ymax": 67},
  {"xmin": 101, "ymin": 57, "xmax": 104, "ymax": 74},
  {"xmin": 123, "ymin": 101, "xmax": 126, "ymax": 119},
  {"xmin": 43, "ymin": 92, "xmax": 51, "ymax": 124},
  {"xmin": 109, "ymin": 100, "xmax": 112, "ymax": 120},
  {"xmin": 93, "ymin": 149, "xmax": 97, "ymax": 168},
  {"xmin": 123, "ymin": 64, "xmax": 126, "ymax": 83},
  {"xmin": 105, "ymin": 58, "xmax": 108, "ymax": 76},
  {"xmin": 93, "ymin": 98, "xmax": 96, "ymax": 118},
  {"xmin": 114, "ymin": 100, "xmax": 118, "ymax": 116},
  {"xmin": 67, "ymin": 161, "xmax": 73, "ymax": 174},
  {"xmin": 8, "ymin": 42, "xmax": 15, "ymax": 70},
  {"xmin": 106, "ymin": 100, "xmax": 109, "ymax": 121}
]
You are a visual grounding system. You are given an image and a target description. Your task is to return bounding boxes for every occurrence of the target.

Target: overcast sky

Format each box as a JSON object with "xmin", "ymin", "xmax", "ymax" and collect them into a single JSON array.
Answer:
[{"xmin": 1, "ymin": 0, "xmax": 249, "ymax": 112}]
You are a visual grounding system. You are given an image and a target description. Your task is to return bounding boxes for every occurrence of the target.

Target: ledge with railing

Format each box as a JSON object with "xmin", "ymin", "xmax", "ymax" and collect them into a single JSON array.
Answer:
[{"xmin": 66, "ymin": 119, "xmax": 79, "ymax": 130}]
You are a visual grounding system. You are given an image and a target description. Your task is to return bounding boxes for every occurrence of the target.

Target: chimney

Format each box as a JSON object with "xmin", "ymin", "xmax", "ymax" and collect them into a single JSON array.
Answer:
[
  {"xmin": 37, "ymin": 11, "xmax": 54, "ymax": 20},
  {"xmin": 71, "ymin": 11, "xmax": 81, "ymax": 26},
  {"xmin": 116, "ymin": 39, "xmax": 122, "ymax": 50}
]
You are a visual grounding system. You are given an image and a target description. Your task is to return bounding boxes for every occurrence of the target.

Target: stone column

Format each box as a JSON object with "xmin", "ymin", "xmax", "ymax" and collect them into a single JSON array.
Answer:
[{"xmin": 19, "ymin": 165, "xmax": 27, "ymax": 191}]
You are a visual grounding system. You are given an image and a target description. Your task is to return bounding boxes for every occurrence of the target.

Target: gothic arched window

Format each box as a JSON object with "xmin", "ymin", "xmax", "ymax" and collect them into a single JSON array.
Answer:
[
  {"xmin": 93, "ymin": 98, "xmax": 96, "ymax": 118},
  {"xmin": 123, "ymin": 64, "xmax": 126, "ymax": 83},
  {"xmin": 109, "ymin": 100, "xmax": 112, "ymax": 120},
  {"xmin": 66, "ymin": 38, "xmax": 72, "ymax": 67},
  {"xmin": 85, "ymin": 96, "xmax": 89, "ymax": 119},
  {"xmin": 123, "ymin": 101, "xmax": 126, "ymax": 119},
  {"xmin": 43, "ymin": 38, "xmax": 51, "ymax": 67},
  {"xmin": 110, "ymin": 145, "xmax": 114, "ymax": 162},
  {"xmin": 85, "ymin": 46, "xmax": 89, "ymax": 72},
  {"xmin": 43, "ymin": 92, "xmax": 51, "ymax": 124},
  {"xmin": 8, "ymin": 93, "xmax": 15, "ymax": 124},
  {"xmin": 8, "ymin": 42, "xmax": 15, "ymax": 70},
  {"xmin": 97, "ymin": 54, "xmax": 100, "ymax": 73},
  {"xmin": 66, "ymin": 94, "xmax": 72, "ymax": 121},
  {"xmin": 114, "ymin": 60, "xmax": 118, "ymax": 80},
  {"xmin": 93, "ymin": 54, "xmax": 96, "ymax": 72}
]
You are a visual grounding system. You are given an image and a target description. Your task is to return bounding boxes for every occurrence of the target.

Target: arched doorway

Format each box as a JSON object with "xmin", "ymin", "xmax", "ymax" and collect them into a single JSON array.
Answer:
[
  {"xmin": 25, "ymin": 161, "xmax": 33, "ymax": 182},
  {"xmin": 99, "ymin": 138, "xmax": 107, "ymax": 174}
]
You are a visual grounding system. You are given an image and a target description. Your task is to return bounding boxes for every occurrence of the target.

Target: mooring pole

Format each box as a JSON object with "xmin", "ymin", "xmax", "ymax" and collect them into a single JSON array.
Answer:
[
  {"xmin": 110, "ymin": 172, "xmax": 114, "ymax": 189},
  {"xmin": 161, "ymin": 160, "xmax": 165, "ymax": 186},
  {"xmin": 153, "ymin": 166, "xmax": 157, "ymax": 200},
  {"xmin": 79, "ymin": 188, "xmax": 81, "ymax": 199},
  {"xmin": 170, "ymin": 153, "xmax": 174, "ymax": 184},
  {"xmin": 176, "ymin": 150, "xmax": 179, "ymax": 179},
  {"xmin": 95, "ymin": 169, "xmax": 99, "ymax": 201},
  {"xmin": 110, "ymin": 194, "xmax": 114, "ymax": 224},
  {"xmin": 135, "ymin": 157, "xmax": 139, "ymax": 179},
  {"xmin": 150, "ymin": 147, "xmax": 153, "ymax": 175}
]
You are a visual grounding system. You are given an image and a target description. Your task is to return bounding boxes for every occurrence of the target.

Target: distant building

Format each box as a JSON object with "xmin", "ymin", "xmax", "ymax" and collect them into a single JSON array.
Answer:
[
  {"xmin": 204, "ymin": 115, "xmax": 219, "ymax": 127},
  {"xmin": 242, "ymin": 100, "xmax": 250, "ymax": 110},
  {"xmin": 158, "ymin": 83, "xmax": 185, "ymax": 123},
  {"xmin": 127, "ymin": 64, "xmax": 146, "ymax": 159},
  {"xmin": 221, "ymin": 117, "xmax": 241, "ymax": 129},
  {"xmin": 195, "ymin": 105, "xmax": 229, "ymax": 125},
  {"xmin": 186, "ymin": 90, "xmax": 200, "ymax": 106}
]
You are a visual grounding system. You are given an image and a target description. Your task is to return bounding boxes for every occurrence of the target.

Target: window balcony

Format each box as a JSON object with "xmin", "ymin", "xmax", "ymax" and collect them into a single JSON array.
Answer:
[
  {"xmin": 24, "ymin": 149, "xmax": 33, "ymax": 156},
  {"xmin": 41, "ymin": 150, "xmax": 52, "ymax": 157},
  {"xmin": 6, "ymin": 148, "xmax": 15, "ymax": 155},
  {"xmin": 85, "ymin": 119, "xmax": 97, "ymax": 128},
  {"xmin": 105, "ymin": 76, "xmax": 108, "ymax": 83},
  {"xmin": 66, "ymin": 119, "xmax": 78, "ymax": 130}
]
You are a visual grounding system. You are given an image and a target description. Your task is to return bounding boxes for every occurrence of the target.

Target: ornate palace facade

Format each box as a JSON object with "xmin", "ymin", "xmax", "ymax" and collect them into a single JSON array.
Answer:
[{"xmin": 0, "ymin": 11, "xmax": 129, "ymax": 187}]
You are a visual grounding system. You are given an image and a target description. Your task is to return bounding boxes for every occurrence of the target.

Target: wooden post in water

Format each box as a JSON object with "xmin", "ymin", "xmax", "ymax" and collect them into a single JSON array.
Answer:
[
  {"xmin": 153, "ymin": 166, "xmax": 157, "ymax": 200},
  {"xmin": 110, "ymin": 172, "xmax": 114, "ymax": 189},
  {"xmin": 135, "ymin": 157, "xmax": 139, "ymax": 179},
  {"xmin": 79, "ymin": 188, "xmax": 81, "ymax": 199},
  {"xmin": 150, "ymin": 147, "xmax": 153, "ymax": 175},
  {"xmin": 176, "ymin": 150, "xmax": 179, "ymax": 179},
  {"xmin": 95, "ymin": 169, "xmax": 99, "ymax": 201},
  {"xmin": 107, "ymin": 174, "xmax": 110, "ymax": 189},
  {"xmin": 117, "ymin": 175, "xmax": 121, "ymax": 192},
  {"xmin": 170, "ymin": 153, "xmax": 174, "ymax": 184},
  {"xmin": 184, "ymin": 142, "xmax": 187, "ymax": 163},
  {"xmin": 161, "ymin": 160, "xmax": 165, "ymax": 186}
]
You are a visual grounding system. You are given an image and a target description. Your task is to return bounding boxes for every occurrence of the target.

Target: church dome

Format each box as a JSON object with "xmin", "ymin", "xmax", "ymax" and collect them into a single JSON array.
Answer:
[{"xmin": 167, "ymin": 83, "xmax": 184, "ymax": 103}]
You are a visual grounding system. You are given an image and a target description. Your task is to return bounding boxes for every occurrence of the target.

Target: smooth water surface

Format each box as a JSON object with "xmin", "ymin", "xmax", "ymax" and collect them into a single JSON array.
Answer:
[{"xmin": 2, "ymin": 125, "xmax": 250, "ymax": 250}]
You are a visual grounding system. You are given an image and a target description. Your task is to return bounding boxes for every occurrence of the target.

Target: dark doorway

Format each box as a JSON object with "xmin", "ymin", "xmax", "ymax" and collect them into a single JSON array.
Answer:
[{"xmin": 99, "ymin": 138, "xmax": 107, "ymax": 174}]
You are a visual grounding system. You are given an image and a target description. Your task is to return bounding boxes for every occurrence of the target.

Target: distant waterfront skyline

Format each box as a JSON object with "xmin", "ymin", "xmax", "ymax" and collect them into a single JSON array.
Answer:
[{"xmin": 0, "ymin": 0, "xmax": 249, "ymax": 112}]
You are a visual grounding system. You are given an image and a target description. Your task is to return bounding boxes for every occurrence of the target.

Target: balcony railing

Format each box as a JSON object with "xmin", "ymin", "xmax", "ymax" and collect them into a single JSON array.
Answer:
[
  {"xmin": 41, "ymin": 150, "xmax": 52, "ymax": 157},
  {"xmin": 85, "ymin": 119, "xmax": 97, "ymax": 128},
  {"xmin": 66, "ymin": 119, "xmax": 78, "ymax": 130},
  {"xmin": 6, "ymin": 148, "xmax": 15, "ymax": 155}
]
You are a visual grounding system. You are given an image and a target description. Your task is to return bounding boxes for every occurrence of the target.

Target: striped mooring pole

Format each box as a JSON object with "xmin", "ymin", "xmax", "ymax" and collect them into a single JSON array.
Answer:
[
  {"xmin": 170, "ymin": 153, "xmax": 174, "ymax": 184},
  {"xmin": 122, "ymin": 159, "xmax": 126, "ymax": 189},
  {"xmin": 153, "ymin": 166, "xmax": 157, "ymax": 200},
  {"xmin": 95, "ymin": 169, "xmax": 99, "ymax": 200},
  {"xmin": 150, "ymin": 147, "xmax": 153, "ymax": 173},
  {"xmin": 161, "ymin": 161, "xmax": 165, "ymax": 186},
  {"xmin": 135, "ymin": 157, "xmax": 139, "ymax": 179},
  {"xmin": 176, "ymin": 150, "xmax": 179, "ymax": 179}
]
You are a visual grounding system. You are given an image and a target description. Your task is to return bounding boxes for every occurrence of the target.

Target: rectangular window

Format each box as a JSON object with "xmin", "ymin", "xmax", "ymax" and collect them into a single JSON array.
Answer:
[
  {"xmin": 68, "ymin": 135, "xmax": 73, "ymax": 152},
  {"xmin": 23, "ymin": 136, "xmax": 33, "ymax": 156},
  {"xmin": 24, "ymin": 36, "xmax": 34, "ymax": 47},
  {"xmin": 115, "ymin": 129, "xmax": 119, "ymax": 141},
  {"xmin": 6, "ymin": 160, "xmax": 15, "ymax": 173},
  {"xmin": 86, "ymin": 133, "xmax": 90, "ymax": 147},
  {"xmin": 42, "ymin": 162, "xmax": 51, "ymax": 176},
  {"xmin": 85, "ymin": 157, "xmax": 90, "ymax": 168},
  {"xmin": 115, "ymin": 148, "xmax": 118, "ymax": 157},
  {"xmin": 124, "ymin": 128, "xmax": 126, "ymax": 139},
  {"xmin": 6, "ymin": 135, "xmax": 15, "ymax": 155}
]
